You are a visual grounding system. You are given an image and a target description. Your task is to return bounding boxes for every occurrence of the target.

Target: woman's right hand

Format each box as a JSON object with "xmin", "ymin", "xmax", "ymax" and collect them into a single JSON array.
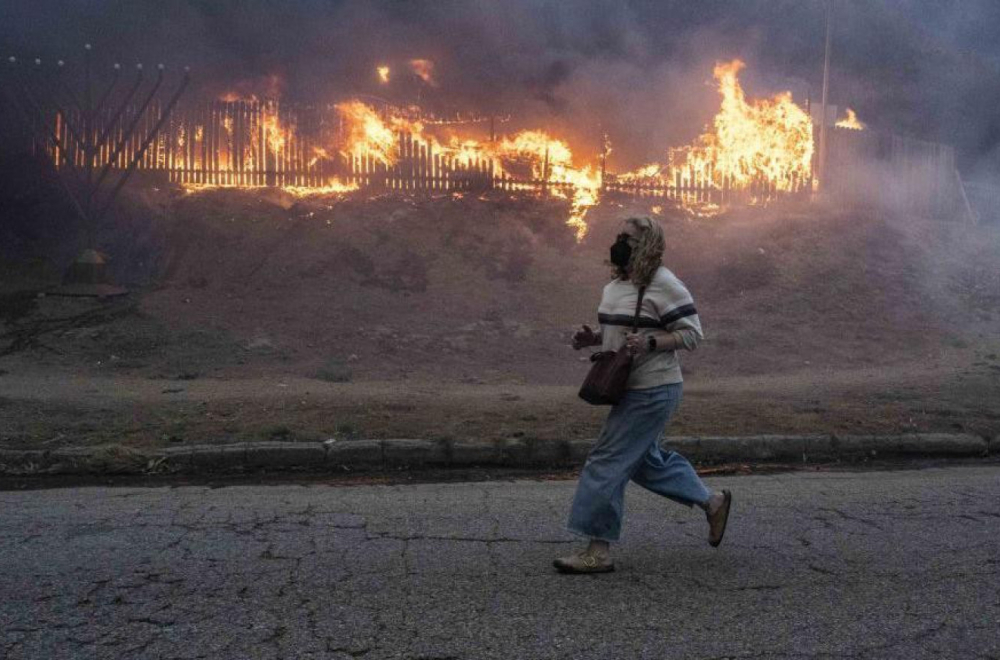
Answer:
[{"xmin": 571, "ymin": 324, "xmax": 600, "ymax": 350}]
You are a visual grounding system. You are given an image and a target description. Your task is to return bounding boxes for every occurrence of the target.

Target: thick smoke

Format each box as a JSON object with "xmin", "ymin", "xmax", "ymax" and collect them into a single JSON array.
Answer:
[{"xmin": 2, "ymin": 0, "xmax": 999, "ymax": 174}]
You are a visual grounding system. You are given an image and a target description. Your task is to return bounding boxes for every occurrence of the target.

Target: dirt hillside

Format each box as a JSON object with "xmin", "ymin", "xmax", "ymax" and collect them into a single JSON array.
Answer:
[
  {"xmin": 2, "ymin": 186, "xmax": 999, "ymax": 447},
  {"xmin": 8, "ymin": 187, "xmax": 999, "ymax": 381}
]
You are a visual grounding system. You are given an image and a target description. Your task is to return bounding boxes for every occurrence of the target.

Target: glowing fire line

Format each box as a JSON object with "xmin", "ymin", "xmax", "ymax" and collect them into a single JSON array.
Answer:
[{"xmin": 182, "ymin": 178, "xmax": 358, "ymax": 197}]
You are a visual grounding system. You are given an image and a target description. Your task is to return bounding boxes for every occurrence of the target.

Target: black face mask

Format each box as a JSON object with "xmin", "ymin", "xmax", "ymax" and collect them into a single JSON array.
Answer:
[{"xmin": 610, "ymin": 233, "xmax": 633, "ymax": 269}]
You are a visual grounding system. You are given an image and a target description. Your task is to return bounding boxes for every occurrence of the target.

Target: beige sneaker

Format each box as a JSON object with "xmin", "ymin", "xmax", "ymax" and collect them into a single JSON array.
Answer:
[
  {"xmin": 553, "ymin": 549, "xmax": 615, "ymax": 574},
  {"xmin": 707, "ymin": 489, "xmax": 732, "ymax": 547}
]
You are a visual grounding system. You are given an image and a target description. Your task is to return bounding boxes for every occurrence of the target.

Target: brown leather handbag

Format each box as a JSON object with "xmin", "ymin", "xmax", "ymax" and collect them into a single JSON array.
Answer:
[{"xmin": 578, "ymin": 286, "xmax": 646, "ymax": 406}]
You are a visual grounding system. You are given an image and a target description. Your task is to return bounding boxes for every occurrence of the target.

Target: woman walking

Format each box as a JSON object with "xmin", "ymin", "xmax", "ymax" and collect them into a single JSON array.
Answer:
[{"xmin": 555, "ymin": 216, "xmax": 731, "ymax": 574}]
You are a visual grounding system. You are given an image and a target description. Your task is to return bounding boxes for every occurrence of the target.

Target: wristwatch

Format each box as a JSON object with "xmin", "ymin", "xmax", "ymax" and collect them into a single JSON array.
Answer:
[{"xmin": 647, "ymin": 335, "xmax": 657, "ymax": 352}]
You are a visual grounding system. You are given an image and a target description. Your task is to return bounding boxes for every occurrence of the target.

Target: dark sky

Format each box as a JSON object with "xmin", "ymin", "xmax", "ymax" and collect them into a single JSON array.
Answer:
[{"xmin": 3, "ymin": 0, "xmax": 999, "ymax": 174}]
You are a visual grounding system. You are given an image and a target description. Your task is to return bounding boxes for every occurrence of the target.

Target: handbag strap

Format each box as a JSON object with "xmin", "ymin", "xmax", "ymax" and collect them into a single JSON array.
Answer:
[{"xmin": 631, "ymin": 285, "xmax": 647, "ymax": 333}]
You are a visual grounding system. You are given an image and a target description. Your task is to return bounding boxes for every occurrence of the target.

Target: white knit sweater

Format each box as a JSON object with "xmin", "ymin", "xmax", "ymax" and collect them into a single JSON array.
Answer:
[{"xmin": 596, "ymin": 266, "xmax": 704, "ymax": 389}]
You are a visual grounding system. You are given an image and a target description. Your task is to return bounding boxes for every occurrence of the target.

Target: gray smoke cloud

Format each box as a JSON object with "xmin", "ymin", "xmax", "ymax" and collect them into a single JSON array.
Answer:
[{"xmin": 2, "ymin": 0, "xmax": 999, "ymax": 174}]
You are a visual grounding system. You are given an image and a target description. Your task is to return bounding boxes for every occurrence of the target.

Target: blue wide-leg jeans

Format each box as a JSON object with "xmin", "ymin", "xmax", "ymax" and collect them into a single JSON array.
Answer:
[{"xmin": 567, "ymin": 382, "xmax": 711, "ymax": 541}]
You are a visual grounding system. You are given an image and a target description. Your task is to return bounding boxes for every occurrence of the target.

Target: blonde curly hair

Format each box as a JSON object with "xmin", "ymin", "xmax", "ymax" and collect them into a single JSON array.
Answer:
[{"xmin": 612, "ymin": 216, "xmax": 665, "ymax": 287}]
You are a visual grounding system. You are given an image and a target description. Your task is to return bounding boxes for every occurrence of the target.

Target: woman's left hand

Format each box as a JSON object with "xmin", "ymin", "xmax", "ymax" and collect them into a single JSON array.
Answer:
[{"xmin": 624, "ymin": 332, "xmax": 647, "ymax": 355}]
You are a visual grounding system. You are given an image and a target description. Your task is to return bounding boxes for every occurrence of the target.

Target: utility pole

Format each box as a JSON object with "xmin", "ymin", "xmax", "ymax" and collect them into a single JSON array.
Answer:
[{"xmin": 817, "ymin": 0, "xmax": 833, "ymax": 192}]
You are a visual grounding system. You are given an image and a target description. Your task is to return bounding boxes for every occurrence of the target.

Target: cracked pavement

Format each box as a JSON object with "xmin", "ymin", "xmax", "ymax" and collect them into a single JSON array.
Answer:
[{"xmin": 1, "ymin": 466, "xmax": 999, "ymax": 659}]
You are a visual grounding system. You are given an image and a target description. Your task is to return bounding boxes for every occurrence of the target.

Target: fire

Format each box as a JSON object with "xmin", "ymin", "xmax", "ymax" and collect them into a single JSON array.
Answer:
[
  {"xmin": 282, "ymin": 179, "xmax": 359, "ymax": 196},
  {"xmin": 308, "ymin": 146, "xmax": 331, "ymax": 168},
  {"xmin": 49, "ymin": 57, "xmax": 819, "ymax": 236},
  {"xmin": 182, "ymin": 178, "xmax": 357, "ymax": 197},
  {"xmin": 486, "ymin": 131, "xmax": 600, "ymax": 238},
  {"xmin": 262, "ymin": 106, "xmax": 288, "ymax": 152},
  {"xmin": 220, "ymin": 116, "xmax": 234, "ymax": 170},
  {"xmin": 836, "ymin": 107, "xmax": 865, "ymax": 130},
  {"xmin": 330, "ymin": 103, "xmax": 601, "ymax": 239},
  {"xmin": 619, "ymin": 163, "xmax": 663, "ymax": 181},
  {"xmin": 408, "ymin": 59, "xmax": 437, "ymax": 86},
  {"xmin": 335, "ymin": 100, "xmax": 413, "ymax": 166},
  {"xmin": 668, "ymin": 60, "xmax": 813, "ymax": 192}
]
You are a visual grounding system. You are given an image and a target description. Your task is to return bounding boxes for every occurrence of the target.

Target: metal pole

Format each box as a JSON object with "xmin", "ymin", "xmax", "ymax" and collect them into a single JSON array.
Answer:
[
  {"xmin": 84, "ymin": 44, "xmax": 94, "ymax": 244},
  {"xmin": 817, "ymin": 0, "xmax": 833, "ymax": 192}
]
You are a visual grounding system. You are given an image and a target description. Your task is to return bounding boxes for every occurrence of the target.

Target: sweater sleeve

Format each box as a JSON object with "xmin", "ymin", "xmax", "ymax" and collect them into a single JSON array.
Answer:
[{"xmin": 650, "ymin": 276, "xmax": 704, "ymax": 351}]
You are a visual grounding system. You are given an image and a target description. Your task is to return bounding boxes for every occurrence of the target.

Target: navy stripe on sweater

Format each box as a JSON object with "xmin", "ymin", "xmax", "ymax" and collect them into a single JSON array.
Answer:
[
  {"xmin": 597, "ymin": 313, "xmax": 664, "ymax": 329},
  {"xmin": 659, "ymin": 303, "xmax": 698, "ymax": 327}
]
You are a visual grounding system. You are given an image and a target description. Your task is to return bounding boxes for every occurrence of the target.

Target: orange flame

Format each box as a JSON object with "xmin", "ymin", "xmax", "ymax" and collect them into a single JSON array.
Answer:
[
  {"xmin": 669, "ymin": 60, "xmax": 814, "ymax": 192},
  {"xmin": 836, "ymin": 107, "xmax": 865, "ymax": 130},
  {"xmin": 331, "ymin": 103, "xmax": 600, "ymax": 239},
  {"xmin": 308, "ymin": 146, "xmax": 331, "ymax": 168},
  {"xmin": 377, "ymin": 65, "xmax": 390, "ymax": 84},
  {"xmin": 182, "ymin": 178, "xmax": 358, "ymax": 197},
  {"xmin": 618, "ymin": 163, "xmax": 663, "ymax": 182},
  {"xmin": 486, "ymin": 131, "xmax": 600, "ymax": 238},
  {"xmin": 262, "ymin": 107, "xmax": 288, "ymax": 153},
  {"xmin": 335, "ymin": 100, "xmax": 412, "ymax": 166}
]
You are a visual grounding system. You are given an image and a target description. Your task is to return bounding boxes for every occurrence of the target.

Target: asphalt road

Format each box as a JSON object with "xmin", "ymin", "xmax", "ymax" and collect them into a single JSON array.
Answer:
[{"xmin": 1, "ymin": 466, "xmax": 998, "ymax": 659}]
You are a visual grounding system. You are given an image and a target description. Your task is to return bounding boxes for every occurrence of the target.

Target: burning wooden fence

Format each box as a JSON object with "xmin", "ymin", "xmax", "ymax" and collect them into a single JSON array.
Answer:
[
  {"xmin": 29, "ymin": 98, "xmax": 810, "ymax": 204},
  {"xmin": 23, "ymin": 98, "xmax": 962, "ymax": 217},
  {"xmin": 345, "ymin": 142, "xmax": 813, "ymax": 206},
  {"xmin": 344, "ymin": 133, "xmax": 498, "ymax": 191},
  {"xmin": 49, "ymin": 100, "xmax": 334, "ymax": 188}
]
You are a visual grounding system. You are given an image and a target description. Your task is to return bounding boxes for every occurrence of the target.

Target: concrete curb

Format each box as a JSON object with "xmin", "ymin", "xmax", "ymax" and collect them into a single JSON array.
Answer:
[
  {"xmin": 0, "ymin": 433, "xmax": 992, "ymax": 476},
  {"xmin": 665, "ymin": 433, "xmax": 991, "ymax": 463}
]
